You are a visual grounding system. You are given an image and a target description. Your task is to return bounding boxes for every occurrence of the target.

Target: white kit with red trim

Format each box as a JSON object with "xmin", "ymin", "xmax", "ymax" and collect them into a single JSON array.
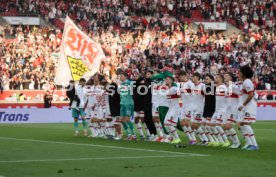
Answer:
[
  {"xmin": 241, "ymin": 79, "xmax": 257, "ymax": 123},
  {"xmin": 225, "ymin": 83, "xmax": 241, "ymax": 123}
]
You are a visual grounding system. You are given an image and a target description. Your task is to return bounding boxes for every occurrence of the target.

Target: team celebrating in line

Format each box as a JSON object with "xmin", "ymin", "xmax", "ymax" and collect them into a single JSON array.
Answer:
[{"xmin": 66, "ymin": 65, "xmax": 258, "ymax": 151}]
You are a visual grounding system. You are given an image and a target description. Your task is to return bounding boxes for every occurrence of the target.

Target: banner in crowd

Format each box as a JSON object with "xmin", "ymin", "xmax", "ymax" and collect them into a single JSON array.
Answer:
[
  {"xmin": 0, "ymin": 108, "xmax": 72, "ymax": 124},
  {"xmin": 0, "ymin": 107, "xmax": 275, "ymax": 124},
  {"xmin": 2, "ymin": 16, "xmax": 40, "ymax": 25},
  {"xmin": 55, "ymin": 16, "xmax": 105, "ymax": 85},
  {"xmin": 194, "ymin": 22, "xmax": 227, "ymax": 30}
]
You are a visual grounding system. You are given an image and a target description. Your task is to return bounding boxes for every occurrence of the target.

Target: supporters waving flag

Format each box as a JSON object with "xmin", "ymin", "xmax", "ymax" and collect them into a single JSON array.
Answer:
[{"xmin": 55, "ymin": 16, "xmax": 105, "ymax": 85}]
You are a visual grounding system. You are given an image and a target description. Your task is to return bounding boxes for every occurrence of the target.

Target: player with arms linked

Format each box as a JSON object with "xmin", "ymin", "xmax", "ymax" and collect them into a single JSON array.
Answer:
[{"xmin": 238, "ymin": 65, "xmax": 259, "ymax": 150}]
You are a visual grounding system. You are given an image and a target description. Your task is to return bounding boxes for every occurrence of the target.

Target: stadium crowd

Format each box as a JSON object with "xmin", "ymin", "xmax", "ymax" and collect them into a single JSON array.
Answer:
[{"xmin": 0, "ymin": 0, "xmax": 276, "ymax": 92}]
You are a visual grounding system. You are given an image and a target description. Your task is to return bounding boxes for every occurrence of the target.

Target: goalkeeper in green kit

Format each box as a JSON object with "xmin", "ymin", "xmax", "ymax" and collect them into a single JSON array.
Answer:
[{"xmin": 118, "ymin": 72, "xmax": 136, "ymax": 140}]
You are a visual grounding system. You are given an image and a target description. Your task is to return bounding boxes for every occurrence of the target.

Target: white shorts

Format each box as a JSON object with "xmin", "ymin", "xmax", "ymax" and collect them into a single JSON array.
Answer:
[
  {"xmin": 152, "ymin": 105, "xmax": 159, "ymax": 117},
  {"xmin": 191, "ymin": 111, "xmax": 203, "ymax": 123},
  {"xmin": 201, "ymin": 117, "xmax": 209, "ymax": 124},
  {"xmin": 94, "ymin": 107, "xmax": 109, "ymax": 120},
  {"xmin": 236, "ymin": 111, "xmax": 243, "ymax": 123},
  {"xmin": 164, "ymin": 107, "xmax": 181, "ymax": 126},
  {"xmin": 85, "ymin": 107, "xmax": 92, "ymax": 119},
  {"xmin": 240, "ymin": 110, "xmax": 256, "ymax": 123},
  {"xmin": 211, "ymin": 112, "xmax": 226, "ymax": 124},
  {"xmin": 226, "ymin": 113, "xmax": 237, "ymax": 124},
  {"xmin": 85, "ymin": 107, "xmax": 97, "ymax": 119},
  {"xmin": 180, "ymin": 107, "xmax": 193, "ymax": 120},
  {"xmin": 134, "ymin": 111, "xmax": 144, "ymax": 118},
  {"xmin": 204, "ymin": 117, "xmax": 212, "ymax": 124},
  {"xmin": 112, "ymin": 116, "xmax": 121, "ymax": 124}
]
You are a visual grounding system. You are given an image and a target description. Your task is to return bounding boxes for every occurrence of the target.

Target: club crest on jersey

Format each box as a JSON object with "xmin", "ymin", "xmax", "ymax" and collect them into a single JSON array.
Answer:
[{"xmin": 245, "ymin": 112, "xmax": 251, "ymax": 117}]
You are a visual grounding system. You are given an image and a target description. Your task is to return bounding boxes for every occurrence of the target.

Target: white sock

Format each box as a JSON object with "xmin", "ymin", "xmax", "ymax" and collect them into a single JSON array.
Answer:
[
  {"xmin": 183, "ymin": 126, "xmax": 192, "ymax": 140},
  {"xmin": 205, "ymin": 126, "xmax": 214, "ymax": 142},
  {"xmin": 99, "ymin": 122, "xmax": 108, "ymax": 136},
  {"xmin": 212, "ymin": 126, "xmax": 224, "ymax": 143},
  {"xmin": 94, "ymin": 123, "xmax": 100, "ymax": 136},
  {"xmin": 195, "ymin": 130, "xmax": 204, "ymax": 141},
  {"xmin": 216, "ymin": 126, "xmax": 228, "ymax": 142},
  {"xmin": 143, "ymin": 123, "xmax": 151, "ymax": 137},
  {"xmin": 166, "ymin": 125, "xmax": 179, "ymax": 140},
  {"xmin": 107, "ymin": 122, "xmax": 115, "ymax": 136},
  {"xmin": 208, "ymin": 126, "xmax": 219, "ymax": 142},
  {"xmin": 197, "ymin": 127, "xmax": 208, "ymax": 141},
  {"xmin": 98, "ymin": 122, "xmax": 105, "ymax": 135},
  {"xmin": 240, "ymin": 126, "xmax": 253, "ymax": 145},
  {"xmin": 187, "ymin": 126, "xmax": 196, "ymax": 141},
  {"xmin": 244, "ymin": 125, "xmax": 258, "ymax": 146},
  {"xmin": 136, "ymin": 122, "xmax": 144, "ymax": 137},
  {"xmin": 94, "ymin": 123, "xmax": 101, "ymax": 136},
  {"xmin": 225, "ymin": 130, "xmax": 234, "ymax": 142},
  {"xmin": 155, "ymin": 122, "xmax": 164, "ymax": 137},
  {"xmin": 89, "ymin": 122, "xmax": 96, "ymax": 136},
  {"xmin": 229, "ymin": 128, "xmax": 240, "ymax": 144}
]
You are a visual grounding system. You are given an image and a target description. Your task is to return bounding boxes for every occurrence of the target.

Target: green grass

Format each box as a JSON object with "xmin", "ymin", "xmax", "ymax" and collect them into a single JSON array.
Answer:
[{"xmin": 0, "ymin": 121, "xmax": 276, "ymax": 177}]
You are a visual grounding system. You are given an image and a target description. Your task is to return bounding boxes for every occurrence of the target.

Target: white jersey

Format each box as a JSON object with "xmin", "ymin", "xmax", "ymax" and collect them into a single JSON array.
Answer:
[
  {"xmin": 166, "ymin": 86, "xmax": 180, "ymax": 108},
  {"xmin": 152, "ymin": 81, "xmax": 168, "ymax": 107},
  {"xmin": 241, "ymin": 79, "xmax": 257, "ymax": 114},
  {"xmin": 74, "ymin": 85, "xmax": 85, "ymax": 108},
  {"xmin": 179, "ymin": 80, "xmax": 194, "ymax": 110},
  {"xmin": 103, "ymin": 91, "xmax": 111, "ymax": 117},
  {"xmin": 225, "ymin": 83, "xmax": 240, "ymax": 114},
  {"xmin": 94, "ymin": 86, "xmax": 110, "ymax": 119},
  {"xmin": 215, "ymin": 84, "xmax": 228, "ymax": 113},
  {"xmin": 191, "ymin": 82, "xmax": 205, "ymax": 113},
  {"xmin": 236, "ymin": 81, "xmax": 244, "ymax": 106},
  {"xmin": 152, "ymin": 81, "xmax": 160, "ymax": 107},
  {"xmin": 94, "ymin": 86, "xmax": 106, "ymax": 108},
  {"xmin": 83, "ymin": 85, "xmax": 96, "ymax": 108},
  {"xmin": 164, "ymin": 85, "xmax": 181, "ymax": 123}
]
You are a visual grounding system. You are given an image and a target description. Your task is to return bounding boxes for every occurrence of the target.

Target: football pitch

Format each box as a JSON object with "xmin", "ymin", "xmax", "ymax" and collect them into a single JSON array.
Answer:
[{"xmin": 0, "ymin": 121, "xmax": 276, "ymax": 177}]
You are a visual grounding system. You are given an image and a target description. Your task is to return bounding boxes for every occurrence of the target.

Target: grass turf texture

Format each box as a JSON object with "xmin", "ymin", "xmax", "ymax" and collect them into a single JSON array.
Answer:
[{"xmin": 0, "ymin": 121, "xmax": 276, "ymax": 177}]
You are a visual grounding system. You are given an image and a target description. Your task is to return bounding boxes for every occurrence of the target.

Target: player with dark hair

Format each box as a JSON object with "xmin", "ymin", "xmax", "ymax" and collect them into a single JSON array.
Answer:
[
  {"xmin": 163, "ymin": 76, "xmax": 182, "ymax": 144},
  {"xmin": 224, "ymin": 72, "xmax": 241, "ymax": 148},
  {"xmin": 119, "ymin": 72, "xmax": 136, "ymax": 140},
  {"xmin": 107, "ymin": 80, "xmax": 122, "ymax": 140},
  {"xmin": 150, "ymin": 69, "xmax": 176, "ymax": 142},
  {"xmin": 132, "ymin": 71, "xmax": 150, "ymax": 140},
  {"xmin": 83, "ymin": 79, "xmax": 95, "ymax": 137},
  {"xmin": 190, "ymin": 72, "xmax": 209, "ymax": 145},
  {"xmin": 88, "ymin": 75, "xmax": 105, "ymax": 138},
  {"xmin": 210, "ymin": 74, "xmax": 230, "ymax": 147},
  {"xmin": 238, "ymin": 65, "xmax": 258, "ymax": 150},
  {"xmin": 142, "ymin": 70, "xmax": 158, "ymax": 140},
  {"xmin": 203, "ymin": 74, "xmax": 218, "ymax": 145},
  {"xmin": 66, "ymin": 80, "xmax": 80, "ymax": 110},
  {"xmin": 179, "ymin": 70, "xmax": 197, "ymax": 144},
  {"xmin": 71, "ymin": 78, "xmax": 87, "ymax": 136}
]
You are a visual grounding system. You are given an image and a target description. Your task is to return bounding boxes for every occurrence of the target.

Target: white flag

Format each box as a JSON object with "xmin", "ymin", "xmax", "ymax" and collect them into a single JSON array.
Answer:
[{"xmin": 54, "ymin": 16, "xmax": 105, "ymax": 85}]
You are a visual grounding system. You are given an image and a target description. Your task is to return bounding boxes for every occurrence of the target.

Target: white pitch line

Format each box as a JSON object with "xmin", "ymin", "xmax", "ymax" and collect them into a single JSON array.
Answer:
[
  {"xmin": 0, "ymin": 155, "xmax": 190, "ymax": 164},
  {"xmin": 0, "ymin": 136, "xmax": 209, "ymax": 157}
]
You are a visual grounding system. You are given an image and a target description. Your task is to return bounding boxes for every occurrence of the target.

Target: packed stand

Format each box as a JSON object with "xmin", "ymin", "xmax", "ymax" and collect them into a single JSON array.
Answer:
[
  {"xmin": 0, "ymin": 0, "xmax": 276, "ymax": 92},
  {"xmin": 1, "ymin": 26, "xmax": 276, "ymax": 91},
  {"xmin": 0, "ymin": 25, "xmax": 62, "ymax": 90},
  {"xmin": 199, "ymin": 0, "xmax": 276, "ymax": 33}
]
